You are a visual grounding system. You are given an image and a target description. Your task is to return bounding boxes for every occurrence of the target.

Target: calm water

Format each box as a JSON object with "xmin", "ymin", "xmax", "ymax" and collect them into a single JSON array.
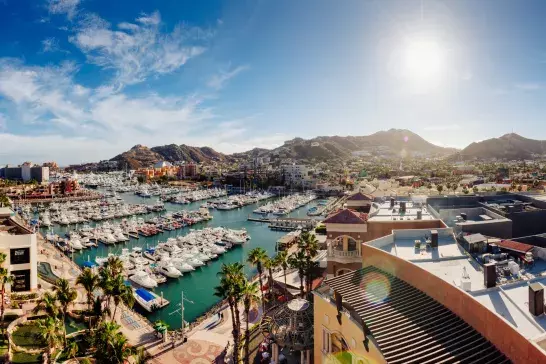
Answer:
[{"xmin": 43, "ymin": 192, "xmax": 315, "ymax": 328}]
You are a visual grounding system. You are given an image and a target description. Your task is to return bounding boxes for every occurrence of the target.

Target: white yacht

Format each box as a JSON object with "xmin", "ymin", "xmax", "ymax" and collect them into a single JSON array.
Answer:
[
  {"xmin": 157, "ymin": 261, "xmax": 182, "ymax": 278},
  {"xmin": 70, "ymin": 238, "xmax": 83, "ymax": 250},
  {"xmin": 129, "ymin": 270, "xmax": 157, "ymax": 289},
  {"xmin": 170, "ymin": 258, "xmax": 195, "ymax": 273},
  {"xmin": 133, "ymin": 288, "xmax": 169, "ymax": 312},
  {"xmin": 129, "ymin": 247, "xmax": 149, "ymax": 266}
]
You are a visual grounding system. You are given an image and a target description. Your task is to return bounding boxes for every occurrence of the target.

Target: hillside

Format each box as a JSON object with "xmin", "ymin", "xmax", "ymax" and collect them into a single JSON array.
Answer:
[
  {"xmin": 111, "ymin": 144, "xmax": 230, "ymax": 169},
  {"xmin": 260, "ymin": 129, "xmax": 457, "ymax": 162},
  {"xmin": 457, "ymin": 133, "xmax": 546, "ymax": 160}
]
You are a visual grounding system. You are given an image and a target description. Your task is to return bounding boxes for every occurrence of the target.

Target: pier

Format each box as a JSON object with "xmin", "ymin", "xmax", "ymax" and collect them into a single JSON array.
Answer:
[{"xmin": 247, "ymin": 215, "xmax": 318, "ymax": 231}]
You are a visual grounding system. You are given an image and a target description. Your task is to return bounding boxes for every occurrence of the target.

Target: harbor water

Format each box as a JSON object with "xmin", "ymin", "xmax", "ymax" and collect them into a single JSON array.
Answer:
[{"xmin": 43, "ymin": 192, "xmax": 316, "ymax": 328}]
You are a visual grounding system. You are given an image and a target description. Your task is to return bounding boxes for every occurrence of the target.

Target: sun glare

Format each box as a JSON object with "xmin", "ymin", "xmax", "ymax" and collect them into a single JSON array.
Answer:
[{"xmin": 402, "ymin": 38, "xmax": 445, "ymax": 89}]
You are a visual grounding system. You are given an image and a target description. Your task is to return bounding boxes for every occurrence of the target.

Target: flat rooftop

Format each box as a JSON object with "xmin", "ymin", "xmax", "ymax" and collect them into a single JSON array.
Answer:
[
  {"xmin": 368, "ymin": 201, "xmax": 435, "ymax": 222},
  {"xmin": 370, "ymin": 228, "xmax": 546, "ymax": 345}
]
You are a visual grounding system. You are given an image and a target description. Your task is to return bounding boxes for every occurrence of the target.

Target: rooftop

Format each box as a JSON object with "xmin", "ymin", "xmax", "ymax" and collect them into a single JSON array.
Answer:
[
  {"xmin": 346, "ymin": 192, "xmax": 373, "ymax": 201},
  {"xmin": 324, "ymin": 266, "xmax": 510, "ymax": 363},
  {"xmin": 368, "ymin": 201, "xmax": 435, "ymax": 222},
  {"xmin": 368, "ymin": 228, "xmax": 546, "ymax": 346},
  {"xmin": 323, "ymin": 209, "xmax": 368, "ymax": 224}
]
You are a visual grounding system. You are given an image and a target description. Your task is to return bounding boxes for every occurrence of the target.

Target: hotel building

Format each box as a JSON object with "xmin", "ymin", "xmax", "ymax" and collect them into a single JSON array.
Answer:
[{"xmin": 0, "ymin": 208, "xmax": 38, "ymax": 292}]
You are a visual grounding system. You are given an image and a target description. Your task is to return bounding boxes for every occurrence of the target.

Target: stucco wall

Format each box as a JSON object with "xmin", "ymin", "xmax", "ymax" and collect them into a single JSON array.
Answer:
[
  {"xmin": 313, "ymin": 292, "xmax": 386, "ymax": 364},
  {"xmin": 361, "ymin": 244, "xmax": 546, "ymax": 363}
]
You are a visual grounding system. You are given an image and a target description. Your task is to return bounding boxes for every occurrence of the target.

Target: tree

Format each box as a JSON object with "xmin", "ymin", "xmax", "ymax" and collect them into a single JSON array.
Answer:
[
  {"xmin": 33, "ymin": 291, "xmax": 59, "ymax": 317},
  {"xmin": 0, "ymin": 253, "xmax": 13, "ymax": 334},
  {"xmin": 288, "ymin": 250, "xmax": 307, "ymax": 298},
  {"xmin": 263, "ymin": 257, "xmax": 275, "ymax": 297},
  {"xmin": 110, "ymin": 333, "xmax": 134, "ymax": 364},
  {"xmin": 436, "ymin": 185, "xmax": 444, "ymax": 195},
  {"xmin": 473, "ymin": 185, "xmax": 479, "ymax": 194},
  {"xmin": 241, "ymin": 279, "xmax": 260, "ymax": 364},
  {"xmin": 66, "ymin": 339, "xmax": 78, "ymax": 360},
  {"xmin": 215, "ymin": 263, "xmax": 244, "ymax": 364},
  {"xmin": 76, "ymin": 268, "xmax": 99, "ymax": 313},
  {"xmin": 517, "ymin": 185, "xmax": 523, "ymax": 192},
  {"xmin": 53, "ymin": 278, "xmax": 77, "ymax": 344},
  {"xmin": 111, "ymin": 275, "xmax": 134, "ymax": 319},
  {"xmin": 36, "ymin": 316, "xmax": 62, "ymax": 364},
  {"xmin": 94, "ymin": 321, "xmax": 133, "ymax": 364},
  {"xmin": 0, "ymin": 193, "xmax": 10, "ymax": 208},
  {"xmin": 273, "ymin": 251, "xmax": 289, "ymax": 298},
  {"xmin": 99, "ymin": 256, "xmax": 124, "ymax": 315},
  {"xmin": 247, "ymin": 247, "xmax": 268, "ymax": 312},
  {"xmin": 462, "ymin": 188, "xmax": 469, "ymax": 195}
]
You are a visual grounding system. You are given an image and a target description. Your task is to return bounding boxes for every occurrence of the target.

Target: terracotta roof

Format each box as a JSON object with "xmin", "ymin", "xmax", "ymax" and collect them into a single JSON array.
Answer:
[
  {"xmin": 325, "ymin": 267, "xmax": 511, "ymax": 364},
  {"xmin": 323, "ymin": 209, "xmax": 367, "ymax": 224},
  {"xmin": 497, "ymin": 240, "xmax": 534, "ymax": 253},
  {"xmin": 347, "ymin": 192, "xmax": 374, "ymax": 201}
]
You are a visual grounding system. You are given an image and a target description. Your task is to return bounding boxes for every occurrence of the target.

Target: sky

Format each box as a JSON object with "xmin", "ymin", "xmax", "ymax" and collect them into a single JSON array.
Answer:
[{"xmin": 2, "ymin": 0, "xmax": 546, "ymax": 164}]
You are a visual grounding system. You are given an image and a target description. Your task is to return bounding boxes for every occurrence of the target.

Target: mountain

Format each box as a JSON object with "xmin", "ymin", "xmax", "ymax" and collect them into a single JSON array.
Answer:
[
  {"xmin": 457, "ymin": 133, "xmax": 546, "ymax": 160},
  {"xmin": 260, "ymin": 129, "xmax": 457, "ymax": 162},
  {"xmin": 111, "ymin": 144, "xmax": 230, "ymax": 169}
]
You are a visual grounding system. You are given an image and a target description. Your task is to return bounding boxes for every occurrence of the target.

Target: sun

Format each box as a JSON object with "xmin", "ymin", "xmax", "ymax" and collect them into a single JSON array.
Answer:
[{"xmin": 402, "ymin": 38, "xmax": 445, "ymax": 88}]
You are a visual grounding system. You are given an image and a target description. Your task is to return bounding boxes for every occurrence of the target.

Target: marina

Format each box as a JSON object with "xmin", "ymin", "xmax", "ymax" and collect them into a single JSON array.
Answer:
[{"xmin": 36, "ymin": 189, "xmax": 317, "ymax": 328}]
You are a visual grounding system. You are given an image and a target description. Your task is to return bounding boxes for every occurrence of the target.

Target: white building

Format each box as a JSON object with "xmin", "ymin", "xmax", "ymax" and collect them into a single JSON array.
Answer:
[
  {"xmin": 0, "ymin": 208, "xmax": 38, "ymax": 292},
  {"xmin": 282, "ymin": 164, "xmax": 309, "ymax": 187}
]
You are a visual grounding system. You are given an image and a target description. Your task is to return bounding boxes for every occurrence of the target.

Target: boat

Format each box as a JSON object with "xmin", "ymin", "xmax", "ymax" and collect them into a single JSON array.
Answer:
[
  {"xmin": 70, "ymin": 239, "xmax": 83, "ymax": 250},
  {"xmin": 157, "ymin": 261, "xmax": 182, "ymax": 278},
  {"xmin": 170, "ymin": 258, "xmax": 195, "ymax": 273},
  {"xmin": 129, "ymin": 270, "xmax": 157, "ymax": 289},
  {"xmin": 133, "ymin": 288, "xmax": 169, "ymax": 312}
]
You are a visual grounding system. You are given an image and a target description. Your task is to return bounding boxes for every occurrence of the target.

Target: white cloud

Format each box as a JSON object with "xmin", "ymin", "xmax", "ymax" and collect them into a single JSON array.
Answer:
[
  {"xmin": 70, "ymin": 11, "xmax": 208, "ymax": 87},
  {"xmin": 0, "ymin": 114, "xmax": 6, "ymax": 131},
  {"xmin": 41, "ymin": 37, "xmax": 60, "ymax": 52},
  {"xmin": 207, "ymin": 65, "xmax": 249, "ymax": 90},
  {"xmin": 423, "ymin": 124, "xmax": 461, "ymax": 131},
  {"xmin": 515, "ymin": 82, "xmax": 542, "ymax": 91},
  {"xmin": 47, "ymin": 0, "xmax": 80, "ymax": 20}
]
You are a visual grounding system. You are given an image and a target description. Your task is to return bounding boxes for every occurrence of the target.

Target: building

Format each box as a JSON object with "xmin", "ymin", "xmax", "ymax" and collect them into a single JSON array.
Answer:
[
  {"xmin": 428, "ymin": 193, "xmax": 546, "ymax": 238},
  {"xmin": 0, "ymin": 165, "xmax": 49, "ymax": 183},
  {"xmin": 179, "ymin": 163, "xmax": 198, "ymax": 178},
  {"xmin": 0, "ymin": 209, "xmax": 38, "ymax": 292},
  {"xmin": 314, "ymin": 227, "xmax": 546, "ymax": 363},
  {"xmin": 323, "ymin": 197, "xmax": 446, "ymax": 277},
  {"xmin": 282, "ymin": 164, "xmax": 309, "ymax": 187},
  {"xmin": 344, "ymin": 192, "xmax": 373, "ymax": 212}
]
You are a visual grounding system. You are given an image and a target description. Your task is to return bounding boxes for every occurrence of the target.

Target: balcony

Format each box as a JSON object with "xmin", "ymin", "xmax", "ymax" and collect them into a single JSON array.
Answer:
[{"xmin": 328, "ymin": 248, "xmax": 361, "ymax": 258}]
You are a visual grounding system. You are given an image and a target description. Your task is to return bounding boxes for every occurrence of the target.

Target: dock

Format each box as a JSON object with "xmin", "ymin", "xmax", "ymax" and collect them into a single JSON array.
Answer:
[
  {"xmin": 247, "ymin": 215, "xmax": 318, "ymax": 231},
  {"xmin": 276, "ymin": 231, "xmax": 301, "ymax": 251}
]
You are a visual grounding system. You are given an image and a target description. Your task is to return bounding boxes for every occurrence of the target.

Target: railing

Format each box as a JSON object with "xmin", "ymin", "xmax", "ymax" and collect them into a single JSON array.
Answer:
[{"xmin": 329, "ymin": 249, "xmax": 361, "ymax": 258}]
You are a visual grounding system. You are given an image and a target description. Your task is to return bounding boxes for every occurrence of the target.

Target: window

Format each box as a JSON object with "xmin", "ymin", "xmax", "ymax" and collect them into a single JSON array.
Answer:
[
  {"xmin": 10, "ymin": 248, "xmax": 30, "ymax": 265},
  {"xmin": 351, "ymin": 338, "xmax": 356, "ymax": 349},
  {"xmin": 11, "ymin": 269, "xmax": 30, "ymax": 292},
  {"xmin": 324, "ymin": 314, "xmax": 329, "ymax": 324},
  {"xmin": 322, "ymin": 328, "xmax": 331, "ymax": 353}
]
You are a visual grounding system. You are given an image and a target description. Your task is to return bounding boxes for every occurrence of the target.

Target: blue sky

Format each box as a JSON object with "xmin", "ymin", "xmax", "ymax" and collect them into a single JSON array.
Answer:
[{"xmin": 1, "ymin": 0, "xmax": 546, "ymax": 164}]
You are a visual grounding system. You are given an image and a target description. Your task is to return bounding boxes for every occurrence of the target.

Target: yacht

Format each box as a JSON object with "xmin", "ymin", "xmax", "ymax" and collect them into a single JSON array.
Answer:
[
  {"xmin": 129, "ymin": 247, "xmax": 149, "ymax": 266},
  {"xmin": 133, "ymin": 288, "xmax": 169, "ymax": 312},
  {"xmin": 70, "ymin": 238, "xmax": 83, "ymax": 250},
  {"xmin": 170, "ymin": 258, "xmax": 195, "ymax": 273},
  {"xmin": 157, "ymin": 261, "xmax": 182, "ymax": 278},
  {"xmin": 129, "ymin": 270, "xmax": 157, "ymax": 289}
]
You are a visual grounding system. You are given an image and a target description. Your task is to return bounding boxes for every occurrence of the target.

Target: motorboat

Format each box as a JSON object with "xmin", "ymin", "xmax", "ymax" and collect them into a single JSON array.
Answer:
[
  {"xmin": 129, "ymin": 270, "xmax": 157, "ymax": 289},
  {"xmin": 170, "ymin": 258, "xmax": 195, "ymax": 273},
  {"xmin": 133, "ymin": 288, "xmax": 169, "ymax": 312},
  {"xmin": 157, "ymin": 261, "xmax": 182, "ymax": 278},
  {"xmin": 129, "ymin": 247, "xmax": 149, "ymax": 266},
  {"xmin": 70, "ymin": 238, "xmax": 83, "ymax": 250}
]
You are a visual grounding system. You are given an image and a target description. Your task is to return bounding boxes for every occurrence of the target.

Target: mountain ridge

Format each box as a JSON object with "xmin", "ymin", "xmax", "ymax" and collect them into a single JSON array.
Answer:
[{"xmin": 109, "ymin": 129, "xmax": 458, "ymax": 168}]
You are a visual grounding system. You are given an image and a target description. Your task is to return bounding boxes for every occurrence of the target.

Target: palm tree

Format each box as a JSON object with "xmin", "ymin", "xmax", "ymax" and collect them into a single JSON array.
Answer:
[
  {"xmin": 66, "ymin": 339, "xmax": 78, "ymax": 360},
  {"xmin": 33, "ymin": 291, "xmax": 59, "ymax": 317},
  {"xmin": 76, "ymin": 268, "xmax": 99, "ymax": 312},
  {"xmin": 111, "ymin": 275, "xmax": 134, "ymax": 319},
  {"xmin": 110, "ymin": 334, "xmax": 134, "ymax": 364},
  {"xmin": 263, "ymin": 257, "xmax": 275, "ymax": 297},
  {"xmin": 241, "ymin": 279, "xmax": 260, "ymax": 364},
  {"xmin": 36, "ymin": 316, "xmax": 62, "ymax": 364},
  {"xmin": 215, "ymin": 263, "xmax": 244, "ymax": 364},
  {"xmin": 0, "ymin": 253, "xmax": 13, "ymax": 334},
  {"xmin": 247, "ymin": 247, "xmax": 268, "ymax": 311},
  {"xmin": 53, "ymin": 278, "xmax": 77, "ymax": 345},
  {"xmin": 288, "ymin": 250, "xmax": 307, "ymax": 297},
  {"xmin": 92, "ymin": 296, "xmax": 110, "ymax": 329},
  {"xmin": 436, "ymin": 185, "xmax": 444, "ymax": 195},
  {"xmin": 274, "ymin": 251, "xmax": 289, "ymax": 298}
]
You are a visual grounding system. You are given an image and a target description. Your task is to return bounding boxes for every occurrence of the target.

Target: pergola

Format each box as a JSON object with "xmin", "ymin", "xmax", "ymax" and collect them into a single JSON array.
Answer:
[{"xmin": 266, "ymin": 298, "xmax": 314, "ymax": 363}]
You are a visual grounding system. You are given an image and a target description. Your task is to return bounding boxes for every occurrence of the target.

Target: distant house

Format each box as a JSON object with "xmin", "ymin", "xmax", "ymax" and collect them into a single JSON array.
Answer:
[{"xmin": 345, "ymin": 192, "xmax": 373, "ymax": 212}]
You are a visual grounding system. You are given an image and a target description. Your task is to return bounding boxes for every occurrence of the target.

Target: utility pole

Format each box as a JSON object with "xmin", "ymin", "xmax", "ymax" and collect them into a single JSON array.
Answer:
[{"xmin": 169, "ymin": 291, "xmax": 194, "ymax": 343}]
